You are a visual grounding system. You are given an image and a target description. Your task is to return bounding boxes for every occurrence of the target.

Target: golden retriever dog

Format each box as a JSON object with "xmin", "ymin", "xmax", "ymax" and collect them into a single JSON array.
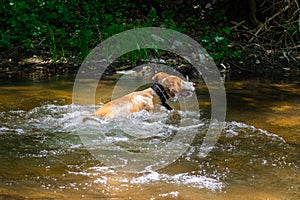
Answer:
[{"xmin": 94, "ymin": 72, "xmax": 195, "ymax": 118}]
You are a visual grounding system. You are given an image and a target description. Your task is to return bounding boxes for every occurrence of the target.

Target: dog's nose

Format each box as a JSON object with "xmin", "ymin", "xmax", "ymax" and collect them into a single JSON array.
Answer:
[
  {"xmin": 189, "ymin": 82, "xmax": 195, "ymax": 90},
  {"xmin": 183, "ymin": 81, "xmax": 195, "ymax": 90}
]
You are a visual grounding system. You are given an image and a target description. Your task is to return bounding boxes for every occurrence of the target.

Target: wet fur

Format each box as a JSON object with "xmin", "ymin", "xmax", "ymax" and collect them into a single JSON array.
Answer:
[{"xmin": 94, "ymin": 72, "xmax": 195, "ymax": 118}]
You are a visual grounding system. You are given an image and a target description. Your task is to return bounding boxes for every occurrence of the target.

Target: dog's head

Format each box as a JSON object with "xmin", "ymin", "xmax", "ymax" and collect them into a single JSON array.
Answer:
[{"xmin": 152, "ymin": 72, "xmax": 195, "ymax": 101}]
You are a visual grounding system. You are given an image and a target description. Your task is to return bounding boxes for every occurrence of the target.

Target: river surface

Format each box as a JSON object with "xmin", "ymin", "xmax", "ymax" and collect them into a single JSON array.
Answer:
[{"xmin": 0, "ymin": 73, "xmax": 299, "ymax": 199}]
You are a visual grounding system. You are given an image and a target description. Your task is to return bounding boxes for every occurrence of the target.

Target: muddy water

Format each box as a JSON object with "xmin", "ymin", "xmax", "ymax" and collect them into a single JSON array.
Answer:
[{"xmin": 0, "ymin": 75, "xmax": 299, "ymax": 200}]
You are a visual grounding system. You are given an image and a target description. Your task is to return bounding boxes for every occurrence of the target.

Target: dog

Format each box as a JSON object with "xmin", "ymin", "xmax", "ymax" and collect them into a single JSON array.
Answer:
[{"xmin": 93, "ymin": 72, "xmax": 195, "ymax": 118}]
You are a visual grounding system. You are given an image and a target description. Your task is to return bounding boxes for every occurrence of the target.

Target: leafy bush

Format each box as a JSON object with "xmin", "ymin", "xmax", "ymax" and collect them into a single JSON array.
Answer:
[
  {"xmin": 0, "ymin": 0, "xmax": 241, "ymax": 66},
  {"xmin": 201, "ymin": 26, "xmax": 242, "ymax": 64}
]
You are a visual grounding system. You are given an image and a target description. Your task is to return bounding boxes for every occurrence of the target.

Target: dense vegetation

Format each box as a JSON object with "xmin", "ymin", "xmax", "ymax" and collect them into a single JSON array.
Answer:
[{"xmin": 0, "ymin": 0, "xmax": 299, "ymax": 74}]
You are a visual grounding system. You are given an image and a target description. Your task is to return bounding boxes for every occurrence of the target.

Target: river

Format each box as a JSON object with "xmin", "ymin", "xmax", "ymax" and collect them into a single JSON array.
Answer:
[{"xmin": 0, "ymin": 73, "xmax": 299, "ymax": 199}]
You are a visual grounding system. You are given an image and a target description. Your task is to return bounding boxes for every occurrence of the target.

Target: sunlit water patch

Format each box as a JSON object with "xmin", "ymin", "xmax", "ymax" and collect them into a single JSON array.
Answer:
[{"xmin": 0, "ymin": 103, "xmax": 299, "ymax": 199}]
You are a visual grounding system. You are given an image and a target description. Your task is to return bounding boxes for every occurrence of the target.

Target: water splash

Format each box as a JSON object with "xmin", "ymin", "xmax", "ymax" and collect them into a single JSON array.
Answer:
[{"xmin": 0, "ymin": 103, "xmax": 299, "ymax": 197}]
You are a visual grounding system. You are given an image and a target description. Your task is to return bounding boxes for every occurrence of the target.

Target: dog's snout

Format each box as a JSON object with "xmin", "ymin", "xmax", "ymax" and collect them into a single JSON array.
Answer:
[
  {"xmin": 191, "ymin": 84, "xmax": 195, "ymax": 91},
  {"xmin": 184, "ymin": 81, "xmax": 195, "ymax": 91}
]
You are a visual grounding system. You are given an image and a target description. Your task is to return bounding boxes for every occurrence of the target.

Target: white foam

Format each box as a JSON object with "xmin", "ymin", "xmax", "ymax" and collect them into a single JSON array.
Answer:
[
  {"xmin": 159, "ymin": 191, "xmax": 179, "ymax": 198},
  {"xmin": 0, "ymin": 126, "xmax": 25, "ymax": 135},
  {"xmin": 131, "ymin": 172, "xmax": 223, "ymax": 191},
  {"xmin": 225, "ymin": 121, "xmax": 285, "ymax": 142}
]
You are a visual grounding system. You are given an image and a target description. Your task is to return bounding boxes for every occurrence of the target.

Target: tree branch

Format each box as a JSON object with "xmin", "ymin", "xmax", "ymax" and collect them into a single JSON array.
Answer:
[{"xmin": 249, "ymin": 0, "xmax": 296, "ymax": 43}]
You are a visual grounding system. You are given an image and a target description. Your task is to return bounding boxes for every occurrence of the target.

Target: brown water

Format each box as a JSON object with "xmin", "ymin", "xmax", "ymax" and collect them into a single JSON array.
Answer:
[{"xmin": 0, "ymin": 75, "xmax": 299, "ymax": 200}]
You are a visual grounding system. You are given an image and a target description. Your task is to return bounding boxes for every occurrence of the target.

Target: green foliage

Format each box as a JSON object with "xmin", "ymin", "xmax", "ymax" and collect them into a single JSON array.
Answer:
[
  {"xmin": 120, "ymin": 49, "xmax": 164, "ymax": 66},
  {"xmin": 201, "ymin": 26, "xmax": 242, "ymax": 64},
  {"xmin": 0, "ymin": 0, "xmax": 242, "ymax": 66}
]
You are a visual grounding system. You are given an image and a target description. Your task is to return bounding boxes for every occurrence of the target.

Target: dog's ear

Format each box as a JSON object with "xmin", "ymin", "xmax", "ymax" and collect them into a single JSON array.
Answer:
[
  {"xmin": 169, "ymin": 88, "xmax": 179, "ymax": 102},
  {"xmin": 168, "ymin": 79, "xmax": 182, "ymax": 95},
  {"xmin": 170, "ymin": 88, "xmax": 178, "ymax": 95}
]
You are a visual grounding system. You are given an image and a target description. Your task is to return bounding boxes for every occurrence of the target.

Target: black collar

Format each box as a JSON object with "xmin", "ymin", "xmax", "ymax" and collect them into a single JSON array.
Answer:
[{"xmin": 151, "ymin": 83, "xmax": 173, "ymax": 110}]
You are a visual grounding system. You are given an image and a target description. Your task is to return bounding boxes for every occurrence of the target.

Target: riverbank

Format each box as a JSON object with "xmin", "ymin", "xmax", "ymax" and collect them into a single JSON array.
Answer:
[
  {"xmin": 1, "ymin": 53, "xmax": 299, "ymax": 82},
  {"xmin": 1, "ymin": 0, "xmax": 299, "ymax": 79}
]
